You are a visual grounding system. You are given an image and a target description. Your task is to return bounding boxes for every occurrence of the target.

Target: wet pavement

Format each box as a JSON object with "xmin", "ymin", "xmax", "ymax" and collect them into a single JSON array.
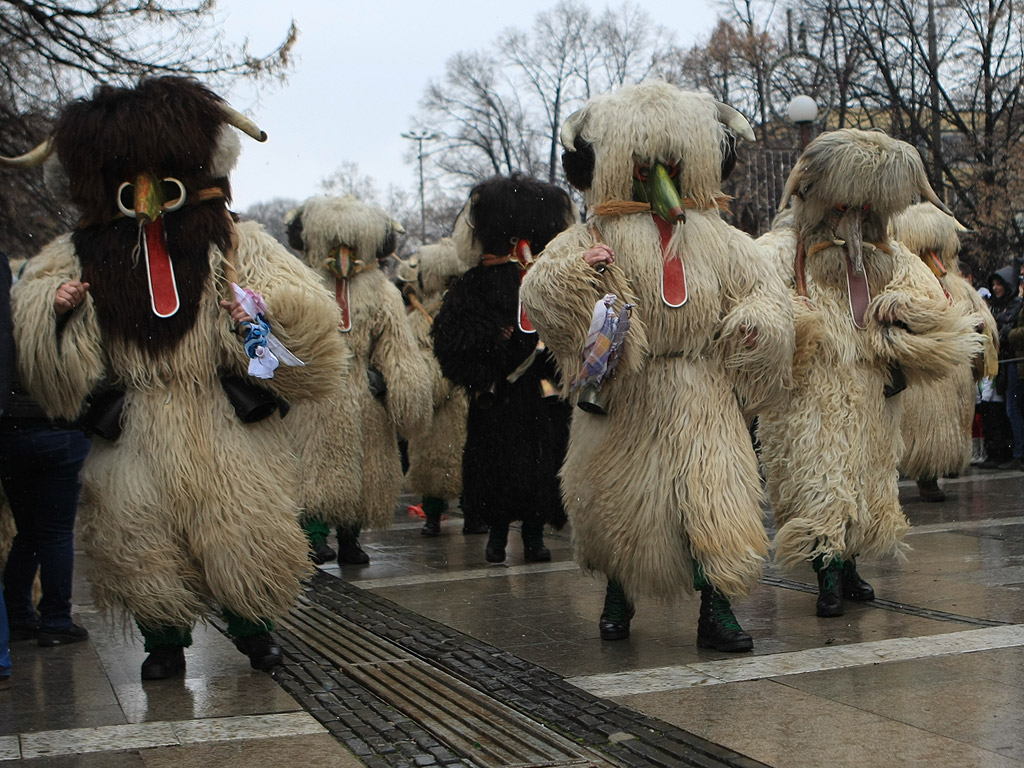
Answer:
[{"xmin": 4, "ymin": 468, "xmax": 1024, "ymax": 766}]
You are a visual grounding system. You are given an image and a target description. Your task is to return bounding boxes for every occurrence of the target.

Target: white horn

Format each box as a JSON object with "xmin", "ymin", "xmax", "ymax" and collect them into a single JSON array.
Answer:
[
  {"xmin": 0, "ymin": 137, "xmax": 54, "ymax": 168},
  {"xmin": 715, "ymin": 102, "xmax": 756, "ymax": 143},
  {"xmin": 559, "ymin": 109, "xmax": 586, "ymax": 152},
  {"xmin": 221, "ymin": 104, "xmax": 268, "ymax": 142}
]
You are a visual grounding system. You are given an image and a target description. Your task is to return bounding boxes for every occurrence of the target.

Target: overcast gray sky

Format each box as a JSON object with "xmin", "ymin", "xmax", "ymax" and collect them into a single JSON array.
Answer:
[{"xmin": 219, "ymin": 1, "xmax": 722, "ymax": 209}]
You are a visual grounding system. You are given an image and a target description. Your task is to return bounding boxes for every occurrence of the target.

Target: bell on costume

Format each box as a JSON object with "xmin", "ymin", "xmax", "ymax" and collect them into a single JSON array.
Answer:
[{"xmin": 576, "ymin": 383, "xmax": 608, "ymax": 415}]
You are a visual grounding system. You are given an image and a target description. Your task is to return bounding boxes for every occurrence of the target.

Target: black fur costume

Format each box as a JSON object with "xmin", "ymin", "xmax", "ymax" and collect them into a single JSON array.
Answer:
[{"xmin": 431, "ymin": 174, "xmax": 573, "ymax": 533}]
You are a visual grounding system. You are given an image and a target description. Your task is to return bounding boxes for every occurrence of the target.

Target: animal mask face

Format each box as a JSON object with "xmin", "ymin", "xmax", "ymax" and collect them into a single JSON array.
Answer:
[
  {"xmin": 779, "ymin": 128, "xmax": 960, "ymax": 274},
  {"xmin": 559, "ymin": 82, "xmax": 754, "ymax": 209}
]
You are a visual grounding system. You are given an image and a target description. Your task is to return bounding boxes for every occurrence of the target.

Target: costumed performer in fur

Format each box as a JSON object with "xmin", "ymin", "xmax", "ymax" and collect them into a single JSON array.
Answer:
[
  {"xmin": 396, "ymin": 238, "xmax": 485, "ymax": 537},
  {"xmin": 520, "ymin": 82, "xmax": 792, "ymax": 652},
  {"xmin": 287, "ymin": 196, "xmax": 432, "ymax": 563},
  {"xmin": 432, "ymin": 174, "xmax": 575, "ymax": 564},
  {"xmin": 757, "ymin": 128, "xmax": 984, "ymax": 618},
  {"xmin": 4, "ymin": 77, "xmax": 349, "ymax": 680},
  {"xmin": 893, "ymin": 203, "xmax": 998, "ymax": 502}
]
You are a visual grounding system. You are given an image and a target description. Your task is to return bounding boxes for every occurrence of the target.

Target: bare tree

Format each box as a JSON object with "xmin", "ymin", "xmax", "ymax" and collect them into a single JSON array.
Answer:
[
  {"xmin": 415, "ymin": 0, "xmax": 678, "ymax": 192},
  {"xmin": 0, "ymin": 0, "xmax": 297, "ymax": 257}
]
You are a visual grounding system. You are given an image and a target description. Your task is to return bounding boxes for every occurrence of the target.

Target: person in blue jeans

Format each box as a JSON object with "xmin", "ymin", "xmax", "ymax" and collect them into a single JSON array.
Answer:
[
  {"xmin": 0, "ymin": 397, "xmax": 91, "ymax": 646},
  {"xmin": 0, "ymin": 251, "xmax": 13, "ymax": 686},
  {"xmin": 1, "ymin": 257, "xmax": 92, "ymax": 647}
]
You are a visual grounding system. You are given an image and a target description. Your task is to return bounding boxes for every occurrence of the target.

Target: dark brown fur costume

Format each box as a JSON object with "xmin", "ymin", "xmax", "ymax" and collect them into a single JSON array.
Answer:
[
  {"xmin": 56, "ymin": 77, "xmax": 232, "ymax": 354},
  {"xmin": 431, "ymin": 174, "xmax": 575, "ymax": 530}
]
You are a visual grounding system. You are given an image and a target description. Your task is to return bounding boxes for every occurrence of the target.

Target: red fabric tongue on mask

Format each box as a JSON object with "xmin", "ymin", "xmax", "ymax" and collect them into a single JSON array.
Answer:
[
  {"xmin": 654, "ymin": 215, "xmax": 687, "ymax": 307},
  {"xmin": 335, "ymin": 276, "xmax": 352, "ymax": 332},
  {"xmin": 845, "ymin": 254, "xmax": 871, "ymax": 330},
  {"xmin": 144, "ymin": 219, "xmax": 180, "ymax": 317}
]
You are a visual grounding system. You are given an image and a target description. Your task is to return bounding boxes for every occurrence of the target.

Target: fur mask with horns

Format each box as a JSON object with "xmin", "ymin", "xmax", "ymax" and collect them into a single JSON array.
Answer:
[
  {"xmin": 0, "ymin": 76, "xmax": 269, "ymax": 354},
  {"xmin": 559, "ymin": 81, "xmax": 755, "ymax": 214},
  {"xmin": 285, "ymin": 195, "xmax": 405, "ymax": 276},
  {"xmin": 778, "ymin": 128, "xmax": 959, "ymax": 276}
]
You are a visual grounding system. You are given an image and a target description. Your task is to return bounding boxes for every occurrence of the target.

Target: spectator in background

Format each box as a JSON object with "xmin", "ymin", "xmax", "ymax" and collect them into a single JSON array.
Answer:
[
  {"xmin": 0, "ymin": 251, "xmax": 13, "ymax": 688},
  {"xmin": 981, "ymin": 266, "xmax": 1023, "ymax": 469},
  {"xmin": 1, "ymin": 261, "xmax": 91, "ymax": 648}
]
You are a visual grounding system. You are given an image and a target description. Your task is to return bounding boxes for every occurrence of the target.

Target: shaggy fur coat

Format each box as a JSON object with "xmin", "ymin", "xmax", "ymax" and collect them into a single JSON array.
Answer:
[
  {"xmin": 432, "ymin": 176, "xmax": 575, "ymax": 531},
  {"xmin": 893, "ymin": 203, "xmax": 997, "ymax": 480},
  {"xmin": 13, "ymin": 222, "xmax": 344, "ymax": 630},
  {"xmin": 288, "ymin": 196, "xmax": 432, "ymax": 529},
  {"xmin": 402, "ymin": 239, "xmax": 468, "ymax": 501},
  {"xmin": 757, "ymin": 130, "xmax": 984, "ymax": 570},
  {"xmin": 520, "ymin": 84, "xmax": 794, "ymax": 602}
]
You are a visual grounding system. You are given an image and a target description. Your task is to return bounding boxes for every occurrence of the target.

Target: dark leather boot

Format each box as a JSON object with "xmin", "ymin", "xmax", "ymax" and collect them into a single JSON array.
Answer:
[
  {"xmin": 916, "ymin": 477, "xmax": 946, "ymax": 502},
  {"xmin": 336, "ymin": 525, "xmax": 370, "ymax": 565},
  {"xmin": 815, "ymin": 559, "xmax": 844, "ymax": 617},
  {"xmin": 141, "ymin": 645, "xmax": 186, "ymax": 680},
  {"xmin": 599, "ymin": 579, "xmax": 634, "ymax": 640},
  {"xmin": 521, "ymin": 521, "xmax": 551, "ymax": 562},
  {"xmin": 841, "ymin": 558, "xmax": 875, "ymax": 601},
  {"xmin": 420, "ymin": 496, "xmax": 444, "ymax": 537},
  {"xmin": 233, "ymin": 632, "xmax": 283, "ymax": 671},
  {"xmin": 485, "ymin": 524, "xmax": 509, "ymax": 563},
  {"xmin": 309, "ymin": 537, "xmax": 337, "ymax": 564},
  {"xmin": 697, "ymin": 585, "xmax": 753, "ymax": 652}
]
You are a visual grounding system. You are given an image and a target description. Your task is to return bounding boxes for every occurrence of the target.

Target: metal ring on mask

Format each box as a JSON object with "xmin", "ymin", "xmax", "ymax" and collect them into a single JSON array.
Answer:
[
  {"xmin": 161, "ymin": 177, "xmax": 186, "ymax": 212},
  {"xmin": 115, "ymin": 177, "xmax": 187, "ymax": 218},
  {"xmin": 116, "ymin": 181, "xmax": 137, "ymax": 218}
]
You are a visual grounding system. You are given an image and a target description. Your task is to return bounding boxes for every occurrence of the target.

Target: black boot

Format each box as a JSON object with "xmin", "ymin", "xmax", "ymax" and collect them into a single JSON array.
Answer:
[
  {"xmin": 336, "ymin": 525, "xmax": 370, "ymax": 565},
  {"xmin": 916, "ymin": 477, "xmax": 946, "ymax": 502},
  {"xmin": 485, "ymin": 523, "xmax": 509, "ymax": 563},
  {"xmin": 815, "ymin": 557, "xmax": 844, "ymax": 617},
  {"xmin": 420, "ymin": 496, "xmax": 444, "ymax": 537},
  {"xmin": 234, "ymin": 632, "xmax": 283, "ymax": 671},
  {"xmin": 141, "ymin": 645, "xmax": 186, "ymax": 680},
  {"xmin": 599, "ymin": 579, "xmax": 634, "ymax": 640},
  {"xmin": 697, "ymin": 585, "xmax": 753, "ymax": 652},
  {"xmin": 309, "ymin": 537, "xmax": 337, "ymax": 565},
  {"xmin": 521, "ymin": 520, "xmax": 551, "ymax": 562},
  {"xmin": 841, "ymin": 557, "xmax": 875, "ymax": 601}
]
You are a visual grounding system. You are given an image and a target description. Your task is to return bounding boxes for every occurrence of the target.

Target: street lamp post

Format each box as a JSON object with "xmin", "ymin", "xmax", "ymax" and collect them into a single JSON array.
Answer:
[
  {"xmin": 401, "ymin": 129, "xmax": 439, "ymax": 241},
  {"xmin": 787, "ymin": 95, "xmax": 819, "ymax": 151}
]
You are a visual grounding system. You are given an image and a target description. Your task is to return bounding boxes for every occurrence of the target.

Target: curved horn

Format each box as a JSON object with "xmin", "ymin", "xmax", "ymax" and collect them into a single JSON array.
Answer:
[
  {"xmin": 919, "ymin": 182, "xmax": 956, "ymax": 218},
  {"xmin": 715, "ymin": 102, "xmax": 756, "ymax": 143},
  {"xmin": 220, "ymin": 104, "xmax": 268, "ymax": 142},
  {"xmin": 778, "ymin": 163, "xmax": 802, "ymax": 213},
  {"xmin": 559, "ymin": 108, "xmax": 586, "ymax": 152},
  {"xmin": 0, "ymin": 137, "xmax": 54, "ymax": 169}
]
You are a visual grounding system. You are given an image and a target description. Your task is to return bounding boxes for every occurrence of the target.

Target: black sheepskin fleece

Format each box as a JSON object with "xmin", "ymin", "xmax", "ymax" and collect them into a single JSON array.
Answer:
[
  {"xmin": 432, "ymin": 265, "xmax": 569, "ymax": 531},
  {"xmin": 467, "ymin": 173, "xmax": 573, "ymax": 256},
  {"xmin": 55, "ymin": 77, "xmax": 235, "ymax": 354}
]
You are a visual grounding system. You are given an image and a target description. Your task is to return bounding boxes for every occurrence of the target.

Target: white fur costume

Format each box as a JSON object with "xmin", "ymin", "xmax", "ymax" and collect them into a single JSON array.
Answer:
[
  {"xmin": 289, "ymin": 196, "xmax": 431, "ymax": 529},
  {"xmin": 757, "ymin": 130, "xmax": 984, "ymax": 570},
  {"xmin": 893, "ymin": 203, "xmax": 997, "ymax": 480},
  {"xmin": 520, "ymin": 83, "xmax": 794, "ymax": 602},
  {"xmin": 401, "ymin": 239, "xmax": 469, "ymax": 501},
  {"xmin": 13, "ymin": 222, "xmax": 344, "ymax": 630}
]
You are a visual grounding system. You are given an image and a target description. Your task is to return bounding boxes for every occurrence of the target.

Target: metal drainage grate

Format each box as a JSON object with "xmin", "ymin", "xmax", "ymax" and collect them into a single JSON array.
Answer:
[{"xmin": 280, "ymin": 596, "xmax": 618, "ymax": 768}]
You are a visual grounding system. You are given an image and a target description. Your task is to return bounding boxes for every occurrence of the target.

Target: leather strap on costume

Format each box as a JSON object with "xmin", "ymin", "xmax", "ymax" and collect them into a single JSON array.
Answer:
[
  {"xmin": 591, "ymin": 194, "xmax": 732, "ymax": 218},
  {"xmin": 402, "ymin": 283, "xmax": 434, "ymax": 324}
]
